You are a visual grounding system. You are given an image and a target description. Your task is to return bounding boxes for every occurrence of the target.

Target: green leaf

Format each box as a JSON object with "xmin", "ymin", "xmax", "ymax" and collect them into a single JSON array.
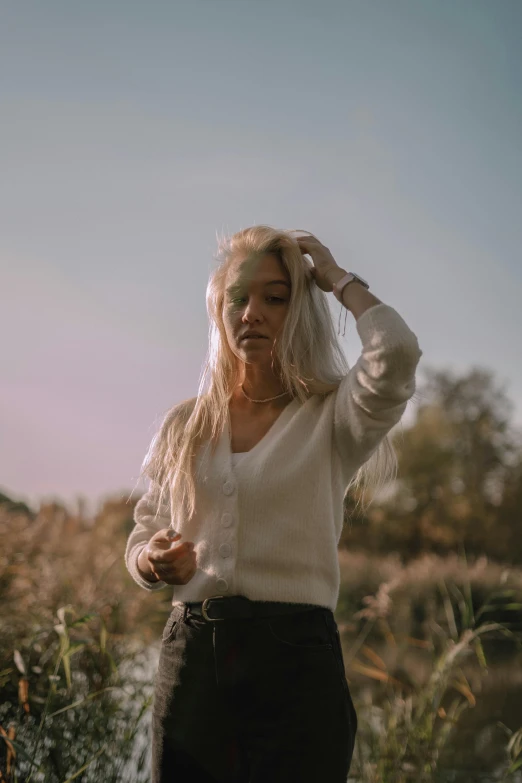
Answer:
[
  {"xmin": 48, "ymin": 686, "xmax": 121, "ymax": 717},
  {"xmin": 473, "ymin": 638, "xmax": 488, "ymax": 670},
  {"xmin": 70, "ymin": 613, "xmax": 98, "ymax": 627},
  {"xmin": 62, "ymin": 654, "xmax": 72, "ymax": 690}
]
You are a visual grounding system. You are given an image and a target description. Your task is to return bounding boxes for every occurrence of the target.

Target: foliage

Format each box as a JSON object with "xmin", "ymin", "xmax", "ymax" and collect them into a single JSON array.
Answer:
[
  {"xmin": 342, "ymin": 552, "xmax": 522, "ymax": 782},
  {"xmin": 342, "ymin": 366, "xmax": 522, "ymax": 564},
  {"xmin": 0, "ymin": 497, "xmax": 167, "ymax": 782},
  {"xmin": 0, "ymin": 607, "xmax": 153, "ymax": 782}
]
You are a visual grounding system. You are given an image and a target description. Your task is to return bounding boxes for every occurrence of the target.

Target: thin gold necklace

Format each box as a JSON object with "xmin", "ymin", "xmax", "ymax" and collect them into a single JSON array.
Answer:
[{"xmin": 240, "ymin": 384, "xmax": 290, "ymax": 404}]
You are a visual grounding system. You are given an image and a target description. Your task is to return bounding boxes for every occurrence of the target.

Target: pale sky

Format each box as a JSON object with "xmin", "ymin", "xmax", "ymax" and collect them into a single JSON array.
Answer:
[{"xmin": 1, "ymin": 0, "xmax": 521, "ymax": 514}]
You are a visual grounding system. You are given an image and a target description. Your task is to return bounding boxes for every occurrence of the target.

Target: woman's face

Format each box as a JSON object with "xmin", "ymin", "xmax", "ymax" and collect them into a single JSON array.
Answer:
[{"xmin": 222, "ymin": 253, "xmax": 291, "ymax": 361}]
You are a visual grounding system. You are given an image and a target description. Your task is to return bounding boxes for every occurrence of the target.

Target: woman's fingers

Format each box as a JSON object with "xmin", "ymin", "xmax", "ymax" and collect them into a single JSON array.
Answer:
[
  {"xmin": 149, "ymin": 540, "xmax": 194, "ymax": 565},
  {"xmin": 145, "ymin": 529, "xmax": 197, "ymax": 584},
  {"xmin": 154, "ymin": 529, "xmax": 181, "ymax": 545},
  {"xmin": 151, "ymin": 547, "xmax": 197, "ymax": 584}
]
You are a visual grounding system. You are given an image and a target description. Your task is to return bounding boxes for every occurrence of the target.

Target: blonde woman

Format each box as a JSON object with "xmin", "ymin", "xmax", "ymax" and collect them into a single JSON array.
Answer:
[{"xmin": 125, "ymin": 226, "xmax": 422, "ymax": 782}]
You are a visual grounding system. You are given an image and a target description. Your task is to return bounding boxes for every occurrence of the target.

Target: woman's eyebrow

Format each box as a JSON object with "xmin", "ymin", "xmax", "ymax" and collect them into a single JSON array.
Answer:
[{"xmin": 226, "ymin": 279, "xmax": 290, "ymax": 293}]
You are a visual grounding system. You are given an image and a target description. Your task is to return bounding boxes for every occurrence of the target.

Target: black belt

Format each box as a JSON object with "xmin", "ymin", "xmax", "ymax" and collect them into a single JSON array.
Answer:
[{"xmin": 185, "ymin": 594, "xmax": 323, "ymax": 622}]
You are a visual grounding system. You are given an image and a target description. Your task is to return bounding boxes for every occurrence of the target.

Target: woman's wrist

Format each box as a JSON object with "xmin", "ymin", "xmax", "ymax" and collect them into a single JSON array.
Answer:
[
  {"xmin": 324, "ymin": 266, "xmax": 347, "ymax": 288},
  {"xmin": 325, "ymin": 266, "xmax": 382, "ymax": 320}
]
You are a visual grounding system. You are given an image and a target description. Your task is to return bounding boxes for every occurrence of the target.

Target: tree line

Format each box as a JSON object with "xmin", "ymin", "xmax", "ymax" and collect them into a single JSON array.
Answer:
[{"xmin": 342, "ymin": 365, "xmax": 522, "ymax": 564}]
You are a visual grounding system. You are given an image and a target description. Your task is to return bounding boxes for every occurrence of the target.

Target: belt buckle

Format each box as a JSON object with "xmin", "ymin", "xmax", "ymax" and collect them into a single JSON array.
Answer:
[{"xmin": 201, "ymin": 595, "xmax": 226, "ymax": 622}]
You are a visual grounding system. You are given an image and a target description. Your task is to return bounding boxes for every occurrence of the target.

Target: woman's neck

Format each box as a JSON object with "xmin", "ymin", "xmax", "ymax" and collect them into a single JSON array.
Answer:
[{"xmin": 231, "ymin": 384, "xmax": 291, "ymax": 413}]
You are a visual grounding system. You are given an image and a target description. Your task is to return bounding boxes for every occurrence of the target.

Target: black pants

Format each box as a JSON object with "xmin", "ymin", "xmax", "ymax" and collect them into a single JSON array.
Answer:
[{"xmin": 152, "ymin": 600, "xmax": 357, "ymax": 782}]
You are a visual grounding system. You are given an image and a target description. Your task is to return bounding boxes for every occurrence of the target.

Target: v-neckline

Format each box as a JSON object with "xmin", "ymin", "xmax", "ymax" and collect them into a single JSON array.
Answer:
[{"xmin": 226, "ymin": 398, "xmax": 299, "ymax": 464}]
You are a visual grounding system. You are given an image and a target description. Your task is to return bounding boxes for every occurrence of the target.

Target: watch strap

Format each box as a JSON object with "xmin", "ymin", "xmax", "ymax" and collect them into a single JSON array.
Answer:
[{"xmin": 332, "ymin": 272, "xmax": 369, "ymax": 302}]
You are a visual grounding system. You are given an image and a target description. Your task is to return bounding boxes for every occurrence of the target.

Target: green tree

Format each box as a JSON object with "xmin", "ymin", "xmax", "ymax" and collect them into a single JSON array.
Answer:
[{"xmin": 345, "ymin": 366, "xmax": 522, "ymax": 562}]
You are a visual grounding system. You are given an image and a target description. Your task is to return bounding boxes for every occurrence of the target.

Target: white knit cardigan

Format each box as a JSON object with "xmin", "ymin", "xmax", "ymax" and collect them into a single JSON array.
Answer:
[{"xmin": 125, "ymin": 303, "xmax": 422, "ymax": 612}]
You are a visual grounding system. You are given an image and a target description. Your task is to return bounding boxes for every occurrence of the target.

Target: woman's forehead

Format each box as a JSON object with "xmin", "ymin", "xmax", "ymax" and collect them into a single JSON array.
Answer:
[{"xmin": 226, "ymin": 253, "xmax": 287, "ymax": 285}]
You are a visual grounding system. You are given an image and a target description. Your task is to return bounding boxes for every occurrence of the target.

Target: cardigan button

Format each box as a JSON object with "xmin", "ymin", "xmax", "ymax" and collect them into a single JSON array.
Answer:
[
  {"xmin": 222, "ymin": 512, "xmax": 233, "ymax": 527},
  {"xmin": 219, "ymin": 543, "xmax": 231, "ymax": 558},
  {"xmin": 222, "ymin": 481, "xmax": 235, "ymax": 495}
]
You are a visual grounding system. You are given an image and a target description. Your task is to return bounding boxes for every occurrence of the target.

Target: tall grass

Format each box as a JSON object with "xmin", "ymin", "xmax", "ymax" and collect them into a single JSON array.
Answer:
[
  {"xmin": 2, "ymin": 498, "xmax": 522, "ymax": 781},
  {"xmin": 341, "ymin": 550, "xmax": 522, "ymax": 782},
  {"xmin": 0, "ymin": 498, "xmax": 166, "ymax": 782}
]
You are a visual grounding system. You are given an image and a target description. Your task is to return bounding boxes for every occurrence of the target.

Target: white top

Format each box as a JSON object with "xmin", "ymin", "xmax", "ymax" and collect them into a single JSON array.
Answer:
[{"xmin": 125, "ymin": 303, "xmax": 422, "ymax": 612}]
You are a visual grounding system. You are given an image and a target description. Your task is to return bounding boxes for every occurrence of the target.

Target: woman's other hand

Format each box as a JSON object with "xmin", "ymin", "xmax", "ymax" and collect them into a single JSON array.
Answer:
[{"xmin": 138, "ymin": 529, "xmax": 197, "ymax": 585}]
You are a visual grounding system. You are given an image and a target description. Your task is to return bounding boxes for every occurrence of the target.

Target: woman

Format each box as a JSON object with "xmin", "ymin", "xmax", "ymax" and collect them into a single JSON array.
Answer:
[{"xmin": 125, "ymin": 226, "xmax": 422, "ymax": 782}]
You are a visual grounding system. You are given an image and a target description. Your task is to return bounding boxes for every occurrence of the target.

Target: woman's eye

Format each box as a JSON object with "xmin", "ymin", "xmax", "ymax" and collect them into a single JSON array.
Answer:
[{"xmin": 230, "ymin": 297, "xmax": 285, "ymax": 304}]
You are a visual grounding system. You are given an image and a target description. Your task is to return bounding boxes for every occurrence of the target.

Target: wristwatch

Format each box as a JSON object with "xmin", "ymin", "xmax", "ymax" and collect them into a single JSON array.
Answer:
[{"xmin": 332, "ymin": 272, "xmax": 370, "ymax": 303}]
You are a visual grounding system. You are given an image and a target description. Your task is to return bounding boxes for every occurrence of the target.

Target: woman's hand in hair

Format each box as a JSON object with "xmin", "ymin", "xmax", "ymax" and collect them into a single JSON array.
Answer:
[
  {"xmin": 139, "ymin": 529, "xmax": 197, "ymax": 585},
  {"xmin": 296, "ymin": 234, "xmax": 344, "ymax": 293}
]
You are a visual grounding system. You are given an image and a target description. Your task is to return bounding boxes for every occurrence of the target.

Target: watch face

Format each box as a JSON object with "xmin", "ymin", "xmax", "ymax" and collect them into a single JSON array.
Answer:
[{"xmin": 353, "ymin": 274, "xmax": 369, "ymax": 288}]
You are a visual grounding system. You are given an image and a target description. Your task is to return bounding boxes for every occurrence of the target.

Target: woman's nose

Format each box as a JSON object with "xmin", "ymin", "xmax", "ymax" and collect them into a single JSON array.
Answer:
[{"xmin": 242, "ymin": 301, "xmax": 263, "ymax": 319}]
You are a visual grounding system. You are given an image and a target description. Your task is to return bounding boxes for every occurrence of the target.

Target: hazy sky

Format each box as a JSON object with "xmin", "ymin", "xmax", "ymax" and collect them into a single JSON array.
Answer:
[{"xmin": 2, "ymin": 0, "xmax": 521, "ymax": 513}]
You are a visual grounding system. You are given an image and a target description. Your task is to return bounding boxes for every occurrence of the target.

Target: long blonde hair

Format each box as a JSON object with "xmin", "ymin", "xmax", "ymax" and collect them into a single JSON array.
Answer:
[{"xmin": 138, "ymin": 225, "xmax": 399, "ymax": 521}]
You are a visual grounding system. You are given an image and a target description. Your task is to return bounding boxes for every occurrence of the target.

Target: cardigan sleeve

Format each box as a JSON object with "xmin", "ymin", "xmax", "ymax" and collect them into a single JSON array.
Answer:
[
  {"xmin": 124, "ymin": 480, "xmax": 171, "ymax": 591},
  {"xmin": 333, "ymin": 303, "xmax": 423, "ymax": 467},
  {"xmin": 125, "ymin": 397, "xmax": 198, "ymax": 591}
]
